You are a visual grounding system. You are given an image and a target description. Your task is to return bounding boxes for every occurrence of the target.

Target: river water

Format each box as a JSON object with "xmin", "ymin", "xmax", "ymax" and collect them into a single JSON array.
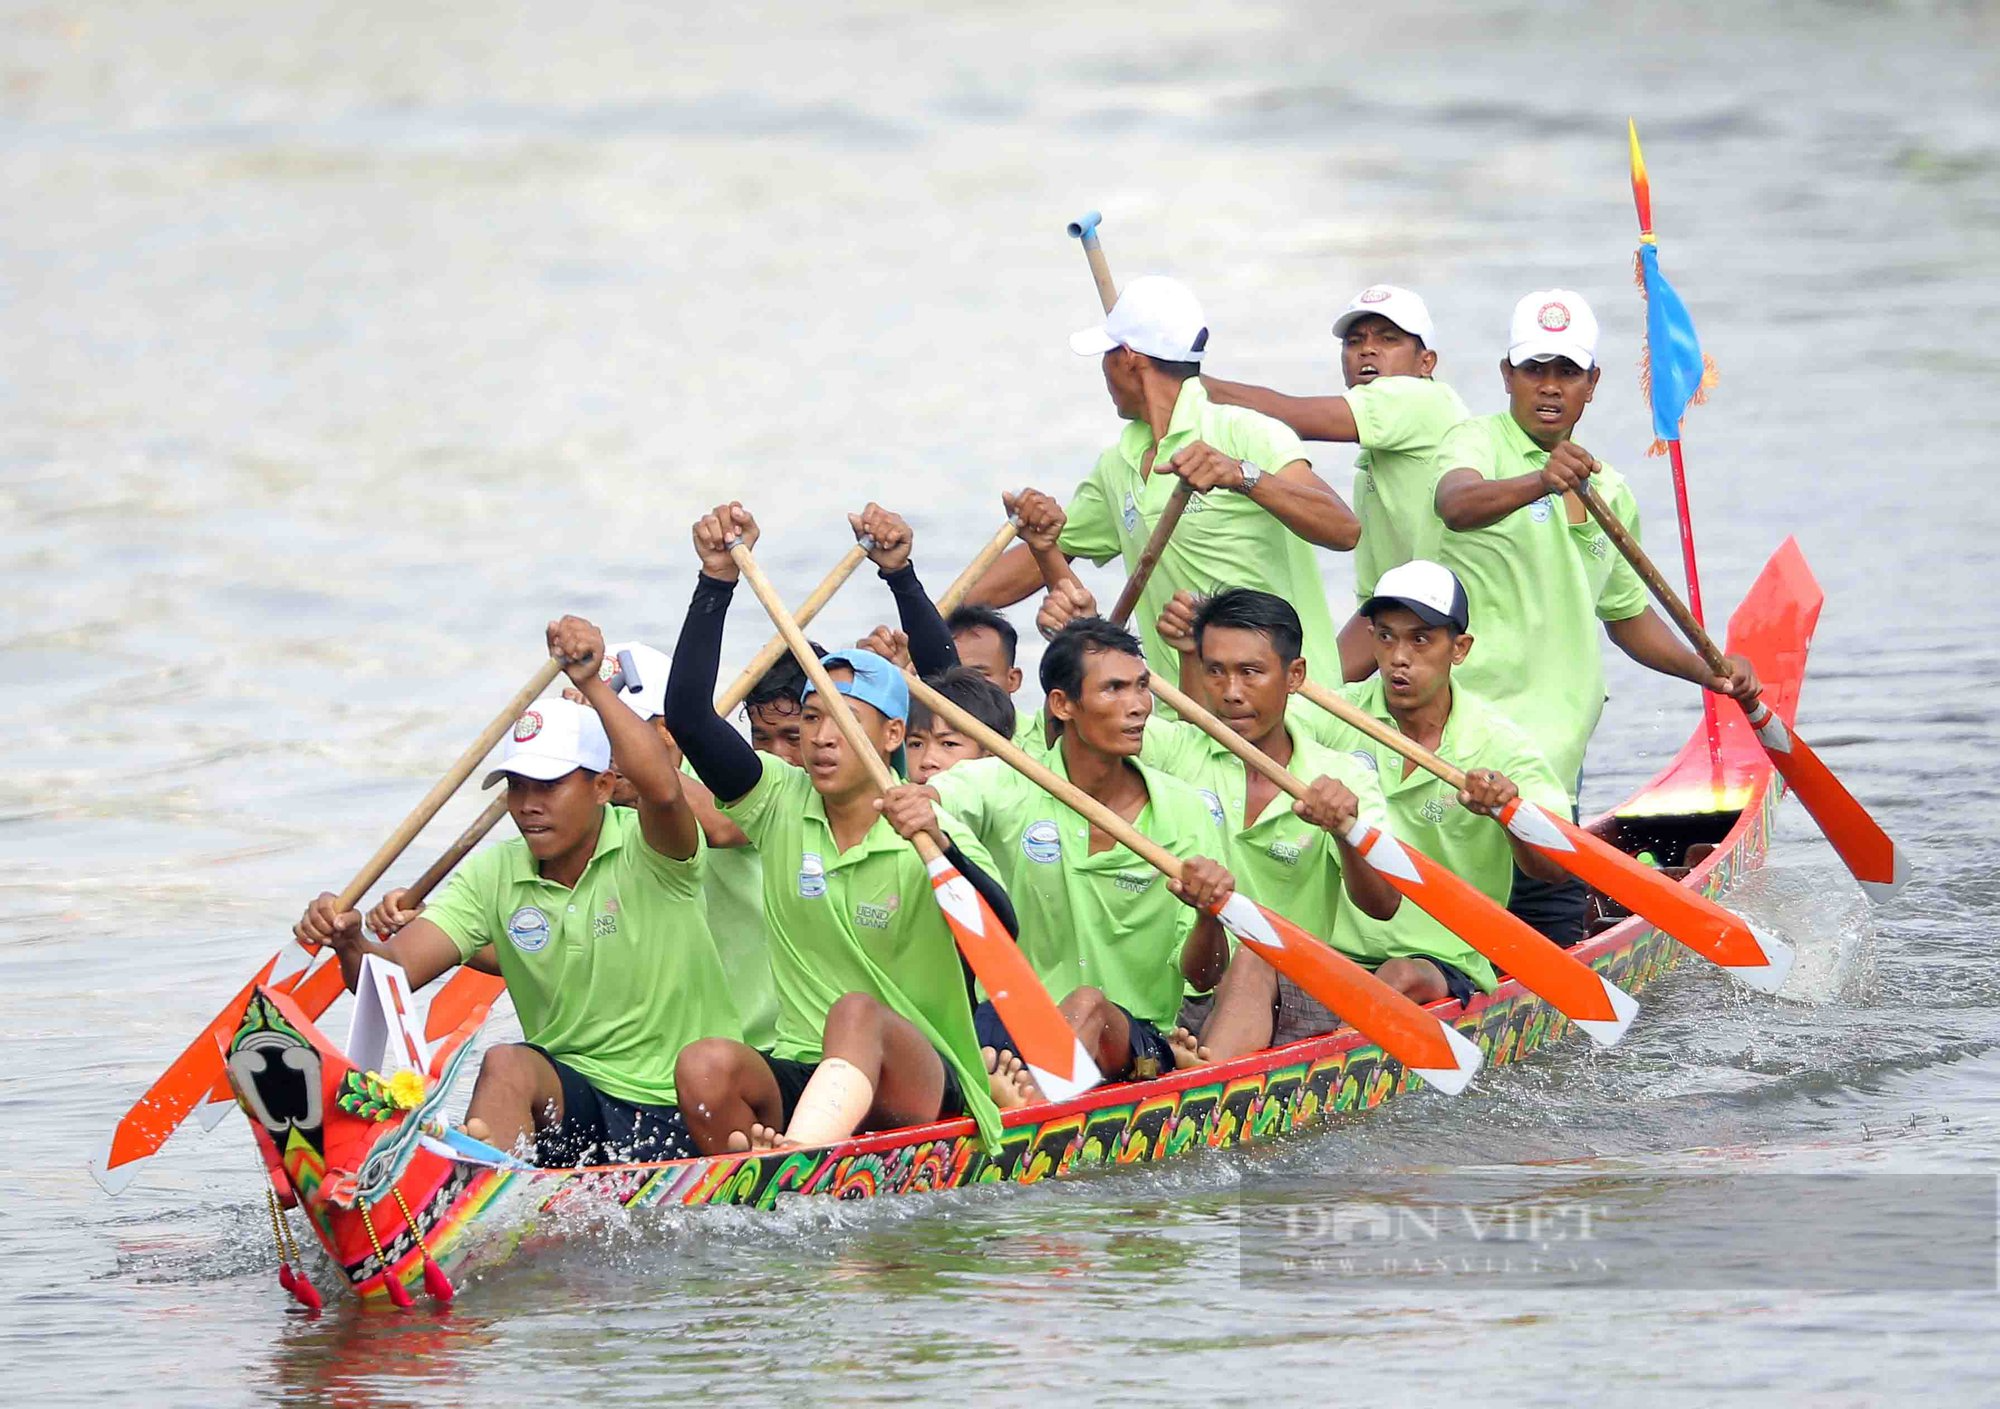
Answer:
[{"xmin": 4, "ymin": 1, "xmax": 1997, "ymax": 1403}]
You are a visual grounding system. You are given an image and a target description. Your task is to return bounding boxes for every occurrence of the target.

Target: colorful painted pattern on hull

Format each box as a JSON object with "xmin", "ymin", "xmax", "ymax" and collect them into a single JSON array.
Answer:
[{"xmin": 250, "ymin": 538, "xmax": 1818, "ymax": 1303}]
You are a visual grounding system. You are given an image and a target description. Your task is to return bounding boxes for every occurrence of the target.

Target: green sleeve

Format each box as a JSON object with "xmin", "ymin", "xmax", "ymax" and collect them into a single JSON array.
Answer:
[
  {"xmin": 1594, "ymin": 476, "xmax": 1651, "ymax": 623},
  {"xmin": 419, "ymin": 845, "xmax": 508, "ymax": 964},
  {"xmin": 929, "ymin": 757, "xmax": 1012, "ymax": 860},
  {"xmin": 1433, "ymin": 416, "xmax": 1496, "ymax": 486},
  {"xmin": 1226, "ymin": 405, "xmax": 1310, "ymax": 472},
  {"xmin": 1137, "ymin": 716, "xmax": 1211, "ymax": 777},
  {"xmin": 617, "ymin": 805, "xmax": 706, "ymax": 899},
  {"xmin": 1057, "ymin": 459, "xmax": 1123, "ymax": 566},
  {"xmin": 1346, "ymin": 378, "xmax": 1434, "ymax": 453},
  {"xmin": 718, "ymin": 753, "xmax": 802, "ymax": 848}
]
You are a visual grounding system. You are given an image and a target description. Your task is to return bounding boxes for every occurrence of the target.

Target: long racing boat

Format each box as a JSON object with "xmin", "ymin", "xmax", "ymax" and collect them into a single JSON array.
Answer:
[{"xmin": 217, "ymin": 538, "xmax": 1823, "ymax": 1306}]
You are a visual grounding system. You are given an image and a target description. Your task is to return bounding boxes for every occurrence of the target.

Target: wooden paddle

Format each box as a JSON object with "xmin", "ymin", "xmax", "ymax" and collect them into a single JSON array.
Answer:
[
  {"xmin": 1571, "ymin": 481, "xmax": 1906, "ymax": 902},
  {"xmin": 727, "ymin": 534, "xmax": 1100, "ymax": 1104},
  {"xmin": 1296, "ymin": 677, "xmax": 1794, "ymax": 994},
  {"xmin": 1062, "ymin": 210, "xmax": 1194, "ymax": 632},
  {"xmin": 902, "ymin": 672, "xmax": 1482, "ymax": 1092},
  {"xmin": 92, "ymin": 656, "xmax": 564, "ymax": 1193},
  {"xmin": 1147, "ymin": 674, "xmax": 1637, "ymax": 1046}
]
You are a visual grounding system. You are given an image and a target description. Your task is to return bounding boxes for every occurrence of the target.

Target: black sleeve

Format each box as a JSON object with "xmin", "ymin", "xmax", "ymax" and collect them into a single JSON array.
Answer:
[
  {"xmin": 883, "ymin": 562, "xmax": 959, "ymax": 678},
  {"xmin": 662, "ymin": 573, "xmax": 765, "ymax": 804},
  {"xmin": 941, "ymin": 836, "xmax": 1018, "ymax": 938}
]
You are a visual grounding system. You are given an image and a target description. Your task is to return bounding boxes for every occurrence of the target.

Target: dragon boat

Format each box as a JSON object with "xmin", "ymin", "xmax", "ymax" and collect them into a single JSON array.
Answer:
[{"xmin": 216, "ymin": 539, "xmax": 1822, "ymax": 1306}]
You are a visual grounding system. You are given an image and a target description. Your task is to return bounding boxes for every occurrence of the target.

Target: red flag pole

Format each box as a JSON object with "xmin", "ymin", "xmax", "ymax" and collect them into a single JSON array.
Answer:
[{"xmin": 1631, "ymin": 123, "xmax": 1722, "ymax": 783}]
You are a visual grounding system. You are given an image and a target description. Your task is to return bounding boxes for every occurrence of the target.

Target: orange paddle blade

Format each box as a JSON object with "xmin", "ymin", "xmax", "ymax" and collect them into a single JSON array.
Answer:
[
  {"xmin": 1343, "ymin": 821, "xmax": 1637, "ymax": 1047},
  {"xmin": 1212, "ymin": 892, "xmax": 1481, "ymax": 1092},
  {"xmin": 423, "ymin": 966, "xmax": 506, "ymax": 1043},
  {"xmin": 197, "ymin": 953, "xmax": 351, "ymax": 1111},
  {"xmin": 1745, "ymin": 702, "xmax": 1908, "ymax": 903},
  {"xmin": 1500, "ymin": 799, "xmax": 1793, "ymax": 993},
  {"xmin": 91, "ymin": 957, "xmax": 281, "ymax": 1193},
  {"xmin": 926, "ymin": 854, "xmax": 1101, "ymax": 1103}
]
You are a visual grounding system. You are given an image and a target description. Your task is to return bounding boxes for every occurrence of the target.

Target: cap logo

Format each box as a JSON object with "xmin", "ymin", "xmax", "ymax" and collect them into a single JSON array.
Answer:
[
  {"xmin": 1537, "ymin": 301, "xmax": 1572, "ymax": 332},
  {"xmin": 1358, "ymin": 287, "xmax": 1391, "ymax": 304},
  {"xmin": 1190, "ymin": 327, "xmax": 1209, "ymax": 354},
  {"xmin": 513, "ymin": 709, "xmax": 544, "ymax": 742}
]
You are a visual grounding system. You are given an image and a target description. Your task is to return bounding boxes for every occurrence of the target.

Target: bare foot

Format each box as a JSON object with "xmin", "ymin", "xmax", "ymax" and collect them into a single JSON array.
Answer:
[
  {"xmin": 1168, "ymin": 1026, "xmax": 1212, "ymax": 1070},
  {"xmin": 748, "ymin": 1122, "xmax": 796, "ymax": 1152},
  {"xmin": 463, "ymin": 1117, "xmax": 492, "ymax": 1143},
  {"xmin": 725, "ymin": 1129, "xmax": 750, "ymax": 1154},
  {"xmin": 983, "ymin": 1045, "xmax": 1042, "ymax": 1110}
]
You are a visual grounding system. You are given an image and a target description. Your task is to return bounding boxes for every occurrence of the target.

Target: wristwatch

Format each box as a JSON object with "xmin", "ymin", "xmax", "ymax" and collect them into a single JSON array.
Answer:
[{"xmin": 1236, "ymin": 460, "xmax": 1264, "ymax": 494}]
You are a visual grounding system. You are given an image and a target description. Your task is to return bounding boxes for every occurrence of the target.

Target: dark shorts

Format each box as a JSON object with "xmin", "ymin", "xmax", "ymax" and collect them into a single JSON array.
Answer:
[
  {"xmin": 1272, "ymin": 956, "xmax": 1480, "ymax": 1047},
  {"xmin": 975, "ymin": 998, "xmax": 1174, "ymax": 1083},
  {"xmin": 527, "ymin": 1045, "xmax": 696, "ymax": 1167},
  {"xmin": 763, "ymin": 1051, "xmax": 965, "ymax": 1125},
  {"xmin": 1506, "ymin": 866, "xmax": 1590, "ymax": 949}
]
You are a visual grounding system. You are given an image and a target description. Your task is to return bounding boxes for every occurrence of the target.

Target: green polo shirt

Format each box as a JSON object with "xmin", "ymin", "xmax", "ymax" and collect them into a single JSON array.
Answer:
[
  {"xmin": 1300, "ymin": 677, "xmax": 1572, "ymax": 991},
  {"xmin": 1425, "ymin": 412, "xmax": 1650, "ymax": 794},
  {"xmin": 1058, "ymin": 379, "xmax": 1341, "ymax": 689},
  {"xmin": 721, "ymin": 754, "xmax": 1002, "ymax": 1149},
  {"xmin": 931, "ymin": 747, "xmax": 1230, "ymax": 1030},
  {"xmin": 701, "ymin": 845, "xmax": 779, "ymax": 1051},
  {"xmin": 1139, "ymin": 716, "xmax": 1389, "ymax": 941},
  {"xmin": 423, "ymin": 805, "xmax": 742, "ymax": 1109},
  {"xmin": 1344, "ymin": 375, "xmax": 1471, "ymax": 601}
]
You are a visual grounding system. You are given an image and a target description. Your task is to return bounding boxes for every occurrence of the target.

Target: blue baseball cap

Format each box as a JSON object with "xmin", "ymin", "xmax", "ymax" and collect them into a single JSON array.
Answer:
[{"xmin": 804, "ymin": 649, "xmax": 910, "ymax": 724}]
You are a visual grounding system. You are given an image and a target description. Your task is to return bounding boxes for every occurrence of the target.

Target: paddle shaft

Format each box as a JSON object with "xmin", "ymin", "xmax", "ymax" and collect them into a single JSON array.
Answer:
[
  {"xmin": 727, "ymin": 541, "xmax": 943, "ymax": 867},
  {"xmin": 1108, "ymin": 482, "xmax": 1194, "ymax": 629},
  {"xmin": 715, "ymin": 543, "xmax": 869, "ymax": 712}
]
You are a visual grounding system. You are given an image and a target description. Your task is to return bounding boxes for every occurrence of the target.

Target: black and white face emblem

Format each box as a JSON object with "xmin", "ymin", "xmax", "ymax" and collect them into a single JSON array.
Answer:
[{"xmin": 228, "ymin": 1029, "xmax": 323, "ymax": 1138}]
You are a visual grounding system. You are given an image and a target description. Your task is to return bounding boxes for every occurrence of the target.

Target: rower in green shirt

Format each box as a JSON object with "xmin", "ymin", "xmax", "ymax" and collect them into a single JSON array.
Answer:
[
  {"xmin": 919, "ymin": 616, "xmax": 1240, "ymax": 1086},
  {"xmin": 664, "ymin": 504, "xmax": 1008, "ymax": 1155},
  {"xmin": 1133, "ymin": 588, "xmax": 1402, "ymax": 1062},
  {"xmin": 296, "ymin": 616, "xmax": 743, "ymax": 1166},
  {"xmin": 1429, "ymin": 289, "xmax": 1762, "ymax": 943},
  {"xmin": 1204, "ymin": 284, "xmax": 1471, "ymax": 677},
  {"xmin": 966, "ymin": 275, "xmax": 1360, "ymax": 690}
]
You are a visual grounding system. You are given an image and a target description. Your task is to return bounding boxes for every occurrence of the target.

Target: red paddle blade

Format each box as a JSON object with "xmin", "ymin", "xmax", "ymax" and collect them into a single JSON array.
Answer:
[
  {"xmin": 1212, "ymin": 892, "xmax": 1481, "ymax": 1093},
  {"xmin": 91, "ymin": 955, "xmax": 283, "ymax": 1194},
  {"xmin": 1344, "ymin": 822, "xmax": 1637, "ymax": 1047},
  {"xmin": 1746, "ymin": 702, "xmax": 1908, "ymax": 903},
  {"xmin": 927, "ymin": 855, "xmax": 1100, "ymax": 1102},
  {"xmin": 1500, "ymin": 800, "xmax": 1793, "ymax": 994}
]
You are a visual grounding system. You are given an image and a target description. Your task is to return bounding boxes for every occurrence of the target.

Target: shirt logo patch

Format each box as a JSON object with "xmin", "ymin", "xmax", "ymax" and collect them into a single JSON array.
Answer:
[
  {"xmin": 1121, "ymin": 491, "xmax": 1141, "ymax": 535},
  {"xmin": 1267, "ymin": 838, "xmax": 1304, "ymax": 866},
  {"xmin": 1529, "ymin": 499, "xmax": 1553, "ymax": 523},
  {"xmin": 1538, "ymin": 301, "xmax": 1571, "ymax": 332},
  {"xmin": 513, "ymin": 710, "xmax": 544, "ymax": 742},
  {"xmin": 1586, "ymin": 534, "xmax": 1608, "ymax": 559},
  {"xmin": 855, "ymin": 898, "xmax": 897, "ymax": 930},
  {"xmin": 507, "ymin": 905, "xmax": 551, "ymax": 952},
  {"xmin": 1112, "ymin": 872, "xmax": 1156, "ymax": 894},
  {"xmin": 798, "ymin": 852, "xmax": 827, "ymax": 900},
  {"xmin": 593, "ymin": 910, "xmax": 619, "ymax": 939},
  {"xmin": 1199, "ymin": 789, "xmax": 1227, "ymax": 828},
  {"xmin": 1351, "ymin": 749, "xmax": 1379, "ymax": 774},
  {"xmin": 1420, "ymin": 796, "xmax": 1452, "ymax": 824},
  {"xmin": 1023, "ymin": 820, "xmax": 1062, "ymax": 865}
]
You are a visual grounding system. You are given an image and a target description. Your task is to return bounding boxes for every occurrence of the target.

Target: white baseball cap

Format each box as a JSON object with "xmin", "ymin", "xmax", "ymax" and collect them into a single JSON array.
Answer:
[
  {"xmin": 1508, "ymin": 289, "xmax": 1598, "ymax": 370},
  {"xmin": 1070, "ymin": 275, "xmax": 1210, "ymax": 363},
  {"xmin": 1360, "ymin": 559, "xmax": 1470, "ymax": 633},
  {"xmin": 1332, "ymin": 285, "xmax": 1435, "ymax": 345},
  {"xmin": 482, "ymin": 695, "xmax": 612, "ymax": 788},
  {"xmin": 600, "ymin": 641, "xmax": 672, "ymax": 721}
]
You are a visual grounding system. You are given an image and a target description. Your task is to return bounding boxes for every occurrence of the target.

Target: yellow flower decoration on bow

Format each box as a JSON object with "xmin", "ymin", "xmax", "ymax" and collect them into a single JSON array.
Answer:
[{"xmin": 385, "ymin": 1069, "xmax": 429, "ymax": 1110}]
